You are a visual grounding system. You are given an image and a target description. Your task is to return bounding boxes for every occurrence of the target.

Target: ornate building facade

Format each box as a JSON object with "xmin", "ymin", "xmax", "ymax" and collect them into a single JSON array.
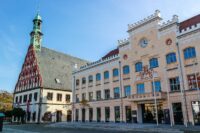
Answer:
[
  {"xmin": 72, "ymin": 10, "xmax": 200, "ymax": 126},
  {"xmin": 13, "ymin": 14, "xmax": 88, "ymax": 123}
]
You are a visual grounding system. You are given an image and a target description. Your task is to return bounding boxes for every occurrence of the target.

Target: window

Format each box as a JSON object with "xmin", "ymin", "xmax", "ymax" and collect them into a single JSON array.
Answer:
[
  {"xmin": 104, "ymin": 89, "xmax": 110, "ymax": 100},
  {"xmin": 135, "ymin": 62, "xmax": 142, "ymax": 72},
  {"xmin": 66, "ymin": 94, "xmax": 70, "ymax": 102},
  {"xmin": 152, "ymin": 81, "xmax": 161, "ymax": 92},
  {"xmin": 124, "ymin": 86, "xmax": 131, "ymax": 97},
  {"xmin": 23, "ymin": 95, "xmax": 27, "ymax": 103},
  {"xmin": 169, "ymin": 77, "xmax": 180, "ymax": 92},
  {"xmin": 149, "ymin": 58, "xmax": 158, "ymax": 68},
  {"xmin": 113, "ymin": 68, "xmax": 119, "ymax": 77},
  {"xmin": 187, "ymin": 74, "xmax": 200, "ymax": 90},
  {"xmin": 29, "ymin": 94, "xmax": 32, "ymax": 102},
  {"xmin": 34, "ymin": 92, "xmax": 38, "ymax": 101},
  {"xmin": 166, "ymin": 53, "xmax": 177, "ymax": 64},
  {"xmin": 114, "ymin": 87, "xmax": 120, "ymax": 99},
  {"xmin": 15, "ymin": 96, "xmax": 18, "ymax": 103},
  {"xmin": 114, "ymin": 106, "xmax": 120, "ymax": 122},
  {"xmin": 88, "ymin": 75, "xmax": 93, "ymax": 83},
  {"xmin": 55, "ymin": 78, "xmax": 61, "ymax": 84},
  {"xmin": 47, "ymin": 92, "xmax": 53, "ymax": 101},
  {"xmin": 96, "ymin": 91, "xmax": 101, "ymax": 101},
  {"xmin": 137, "ymin": 83, "xmax": 145, "ymax": 94},
  {"xmin": 184, "ymin": 47, "xmax": 196, "ymax": 59},
  {"xmin": 82, "ymin": 77, "xmax": 86, "ymax": 85},
  {"xmin": 57, "ymin": 93, "xmax": 62, "ymax": 101},
  {"xmin": 76, "ymin": 94, "xmax": 79, "ymax": 102},
  {"xmin": 104, "ymin": 71, "xmax": 109, "ymax": 79},
  {"xmin": 89, "ymin": 92, "xmax": 93, "ymax": 101},
  {"xmin": 19, "ymin": 96, "xmax": 22, "ymax": 103},
  {"xmin": 96, "ymin": 73, "xmax": 101, "ymax": 81},
  {"xmin": 76, "ymin": 79, "xmax": 80, "ymax": 86},
  {"xmin": 123, "ymin": 65, "xmax": 130, "ymax": 74},
  {"xmin": 82, "ymin": 93, "xmax": 86, "ymax": 101}
]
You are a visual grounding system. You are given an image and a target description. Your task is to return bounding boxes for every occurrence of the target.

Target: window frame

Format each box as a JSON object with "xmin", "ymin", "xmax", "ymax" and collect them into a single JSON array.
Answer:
[
  {"xmin": 135, "ymin": 62, "xmax": 143, "ymax": 72},
  {"xmin": 149, "ymin": 58, "xmax": 159, "ymax": 68},
  {"xmin": 123, "ymin": 65, "xmax": 130, "ymax": 74}
]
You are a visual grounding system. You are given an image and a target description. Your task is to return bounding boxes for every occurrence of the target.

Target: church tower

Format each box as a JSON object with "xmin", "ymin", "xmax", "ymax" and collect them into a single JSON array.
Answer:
[{"xmin": 30, "ymin": 13, "xmax": 43, "ymax": 51}]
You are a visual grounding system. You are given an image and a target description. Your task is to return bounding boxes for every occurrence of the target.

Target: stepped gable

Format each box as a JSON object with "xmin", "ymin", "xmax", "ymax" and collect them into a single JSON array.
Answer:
[{"xmin": 179, "ymin": 14, "xmax": 200, "ymax": 31}]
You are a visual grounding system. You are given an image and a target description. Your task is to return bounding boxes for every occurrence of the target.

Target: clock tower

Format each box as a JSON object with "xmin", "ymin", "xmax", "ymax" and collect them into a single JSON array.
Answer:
[{"xmin": 30, "ymin": 13, "xmax": 43, "ymax": 51}]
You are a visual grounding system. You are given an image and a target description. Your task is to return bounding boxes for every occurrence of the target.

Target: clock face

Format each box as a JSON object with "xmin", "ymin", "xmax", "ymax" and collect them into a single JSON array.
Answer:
[{"xmin": 140, "ymin": 38, "xmax": 148, "ymax": 48}]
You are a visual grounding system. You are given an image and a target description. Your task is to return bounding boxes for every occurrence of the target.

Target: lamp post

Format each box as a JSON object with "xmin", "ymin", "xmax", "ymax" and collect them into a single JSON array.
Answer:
[
  {"xmin": 151, "ymin": 69, "xmax": 159, "ymax": 126},
  {"xmin": 164, "ymin": 67, "xmax": 173, "ymax": 126}
]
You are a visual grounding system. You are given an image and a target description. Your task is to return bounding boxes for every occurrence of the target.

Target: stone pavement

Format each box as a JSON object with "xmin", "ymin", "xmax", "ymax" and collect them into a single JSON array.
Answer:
[
  {"xmin": 47, "ymin": 122, "xmax": 188, "ymax": 133},
  {"xmin": 1, "ymin": 128, "xmax": 39, "ymax": 133}
]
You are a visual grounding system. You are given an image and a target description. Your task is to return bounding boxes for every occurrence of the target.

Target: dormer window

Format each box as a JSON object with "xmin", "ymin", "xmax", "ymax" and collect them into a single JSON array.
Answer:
[{"xmin": 55, "ymin": 78, "xmax": 61, "ymax": 84}]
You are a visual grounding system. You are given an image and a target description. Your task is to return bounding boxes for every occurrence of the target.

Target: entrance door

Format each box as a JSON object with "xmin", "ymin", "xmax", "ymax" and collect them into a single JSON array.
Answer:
[
  {"xmin": 82, "ymin": 108, "xmax": 85, "ymax": 122},
  {"xmin": 97, "ymin": 108, "xmax": 101, "ymax": 122},
  {"xmin": 105, "ymin": 107, "xmax": 110, "ymax": 122},
  {"xmin": 141, "ymin": 103, "xmax": 164, "ymax": 123},
  {"xmin": 172, "ymin": 103, "xmax": 183, "ymax": 125},
  {"xmin": 67, "ymin": 110, "xmax": 72, "ymax": 122},
  {"xmin": 56, "ymin": 111, "xmax": 62, "ymax": 122},
  {"xmin": 125, "ymin": 106, "xmax": 132, "ymax": 123},
  {"xmin": 89, "ymin": 108, "xmax": 93, "ymax": 122}
]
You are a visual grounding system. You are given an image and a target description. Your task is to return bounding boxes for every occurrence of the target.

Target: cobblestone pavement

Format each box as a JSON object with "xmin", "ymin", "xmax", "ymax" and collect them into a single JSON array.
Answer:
[
  {"xmin": 2, "ymin": 124, "xmax": 154, "ymax": 133},
  {"xmin": 2, "ymin": 123, "xmax": 200, "ymax": 133}
]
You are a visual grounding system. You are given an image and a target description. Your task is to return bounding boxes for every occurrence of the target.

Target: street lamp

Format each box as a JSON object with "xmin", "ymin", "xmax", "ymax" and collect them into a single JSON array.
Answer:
[{"xmin": 151, "ymin": 68, "xmax": 159, "ymax": 126}]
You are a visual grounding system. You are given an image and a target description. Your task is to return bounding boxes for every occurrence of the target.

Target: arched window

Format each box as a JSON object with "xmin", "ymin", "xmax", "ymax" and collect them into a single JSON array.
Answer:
[
  {"xmin": 88, "ymin": 75, "xmax": 93, "ymax": 83},
  {"xmin": 104, "ymin": 71, "xmax": 109, "ymax": 79},
  {"xmin": 123, "ymin": 65, "xmax": 130, "ymax": 74},
  {"xmin": 113, "ymin": 68, "xmax": 119, "ymax": 77},
  {"xmin": 149, "ymin": 58, "xmax": 159, "ymax": 68},
  {"xmin": 135, "ymin": 62, "xmax": 142, "ymax": 72},
  {"xmin": 166, "ymin": 53, "xmax": 177, "ymax": 64},
  {"xmin": 184, "ymin": 47, "xmax": 196, "ymax": 59},
  {"xmin": 96, "ymin": 73, "xmax": 101, "ymax": 81},
  {"xmin": 82, "ymin": 77, "xmax": 86, "ymax": 84}
]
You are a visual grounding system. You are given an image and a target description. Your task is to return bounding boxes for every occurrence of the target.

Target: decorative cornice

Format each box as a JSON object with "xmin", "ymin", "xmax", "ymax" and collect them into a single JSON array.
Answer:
[
  {"xmin": 159, "ymin": 15, "xmax": 179, "ymax": 31},
  {"xmin": 177, "ymin": 23, "xmax": 200, "ymax": 38},
  {"xmin": 73, "ymin": 54, "xmax": 119, "ymax": 74},
  {"xmin": 127, "ymin": 10, "xmax": 162, "ymax": 32},
  {"xmin": 118, "ymin": 38, "xmax": 129, "ymax": 48}
]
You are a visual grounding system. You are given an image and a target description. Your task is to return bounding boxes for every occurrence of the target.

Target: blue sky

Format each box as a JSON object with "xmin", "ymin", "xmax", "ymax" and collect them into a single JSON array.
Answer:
[{"xmin": 0, "ymin": 0, "xmax": 200, "ymax": 92}]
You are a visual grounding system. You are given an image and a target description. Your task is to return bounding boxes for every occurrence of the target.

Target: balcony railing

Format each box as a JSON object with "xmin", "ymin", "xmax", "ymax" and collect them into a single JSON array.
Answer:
[{"xmin": 128, "ymin": 92, "xmax": 167, "ymax": 102}]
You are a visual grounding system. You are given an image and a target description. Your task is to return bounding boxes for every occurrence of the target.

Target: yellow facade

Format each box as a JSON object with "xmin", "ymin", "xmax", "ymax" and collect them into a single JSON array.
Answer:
[{"xmin": 73, "ymin": 10, "xmax": 200, "ymax": 126}]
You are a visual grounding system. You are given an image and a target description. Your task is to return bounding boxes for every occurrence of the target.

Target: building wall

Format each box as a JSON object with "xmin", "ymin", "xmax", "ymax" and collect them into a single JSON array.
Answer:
[{"xmin": 73, "ymin": 11, "xmax": 200, "ymax": 126}]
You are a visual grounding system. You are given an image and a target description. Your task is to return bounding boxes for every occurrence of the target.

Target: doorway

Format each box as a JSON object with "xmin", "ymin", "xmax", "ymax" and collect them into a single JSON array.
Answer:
[
  {"xmin": 141, "ymin": 103, "xmax": 164, "ymax": 123},
  {"xmin": 125, "ymin": 106, "xmax": 132, "ymax": 123},
  {"xmin": 56, "ymin": 111, "xmax": 62, "ymax": 122},
  {"xmin": 67, "ymin": 110, "xmax": 72, "ymax": 122},
  {"xmin": 172, "ymin": 102, "xmax": 183, "ymax": 125},
  {"xmin": 82, "ymin": 108, "xmax": 85, "ymax": 122}
]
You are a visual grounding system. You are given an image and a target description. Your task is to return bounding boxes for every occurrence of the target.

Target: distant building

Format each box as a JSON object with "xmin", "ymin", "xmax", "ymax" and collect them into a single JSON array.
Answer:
[
  {"xmin": 13, "ymin": 13, "xmax": 88, "ymax": 123},
  {"xmin": 73, "ymin": 10, "xmax": 200, "ymax": 126}
]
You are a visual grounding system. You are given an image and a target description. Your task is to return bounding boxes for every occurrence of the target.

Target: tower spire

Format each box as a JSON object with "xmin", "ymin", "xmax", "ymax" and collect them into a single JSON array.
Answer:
[{"xmin": 30, "ymin": 13, "xmax": 43, "ymax": 51}]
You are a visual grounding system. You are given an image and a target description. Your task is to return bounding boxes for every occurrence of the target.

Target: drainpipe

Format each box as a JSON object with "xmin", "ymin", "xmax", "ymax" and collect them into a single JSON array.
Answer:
[
  {"xmin": 37, "ymin": 87, "xmax": 43, "ymax": 124},
  {"xmin": 119, "ymin": 61, "xmax": 124, "ymax": 123},
  {"xmin": 72, "ymin": 75, "xmax": 76, "ymax": 122},
  {"xmin": 176, "ymin": 42, "xmax": 189, "ymax": 127}
]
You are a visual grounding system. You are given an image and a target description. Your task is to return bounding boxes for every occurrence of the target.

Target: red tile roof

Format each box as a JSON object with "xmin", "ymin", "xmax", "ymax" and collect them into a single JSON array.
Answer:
[
  {"xmin": 179, "ymin": 14, "xmax": 200, "ymax": 31},
  {"xmin": 102, "ymin": 48, "xmax": 119, "ymax": 60}
]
